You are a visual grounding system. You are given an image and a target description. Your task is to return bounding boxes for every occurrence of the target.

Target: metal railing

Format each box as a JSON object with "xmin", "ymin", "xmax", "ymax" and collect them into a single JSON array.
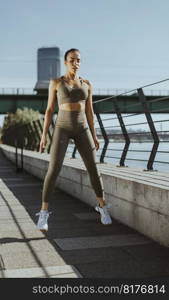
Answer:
[
  {"xmin": 1, "ymin": 77, "xmax": 169, "ymax": 172},
  {"xmin": 0, "ymin": 88, "xmax": 37, "ymax": 95},
  {"xmin": 0, "ymin": 86, "xmax": 169, "ymax": 96},
  {"xmin": 90, "ymin": 78, "xmax": 169, "ymax": 171}
]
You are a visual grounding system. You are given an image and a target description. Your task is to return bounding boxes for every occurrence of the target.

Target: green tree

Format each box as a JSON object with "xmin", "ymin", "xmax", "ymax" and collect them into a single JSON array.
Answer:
[
  {"xmin": 2, "ymin": 107, "xmax": 41, "ymax": 132},
  {"xmin": 0, "ymin": 108, "xmax": 42, "ymax": 146}
]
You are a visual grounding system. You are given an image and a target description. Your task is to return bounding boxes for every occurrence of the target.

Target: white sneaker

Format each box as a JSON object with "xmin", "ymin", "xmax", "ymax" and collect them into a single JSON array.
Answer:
[
  {"xmin": 95, "ymin": 204, "xmax": 112, "ymax": 225},
  {"xmin": 35, "ymin": 210, "xmax": 51, "ymax": 232}
]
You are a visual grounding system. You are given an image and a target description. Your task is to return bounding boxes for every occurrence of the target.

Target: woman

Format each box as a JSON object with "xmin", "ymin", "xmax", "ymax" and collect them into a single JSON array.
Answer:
[{"xmin": 36, "ymin": 48, "xmax": 112, "ymax": 231}]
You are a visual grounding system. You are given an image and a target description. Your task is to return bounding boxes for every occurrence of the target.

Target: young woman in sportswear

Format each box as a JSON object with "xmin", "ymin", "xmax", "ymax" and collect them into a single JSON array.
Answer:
[{"xmin": 36, "ymin": 48, "xmax": 112, "ymax": 231}]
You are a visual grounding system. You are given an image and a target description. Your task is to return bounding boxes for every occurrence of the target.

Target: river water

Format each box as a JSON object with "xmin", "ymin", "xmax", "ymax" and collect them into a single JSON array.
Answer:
[{"xmin": 68, "ymin": 141, "xmax": 169, "ymax": 172}]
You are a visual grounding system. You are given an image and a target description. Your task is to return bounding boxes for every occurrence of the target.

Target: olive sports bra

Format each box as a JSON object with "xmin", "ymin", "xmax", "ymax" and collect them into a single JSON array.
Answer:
[{"xmin": 56, "ymin": 76, "xmax": 89, "ymax": 105}]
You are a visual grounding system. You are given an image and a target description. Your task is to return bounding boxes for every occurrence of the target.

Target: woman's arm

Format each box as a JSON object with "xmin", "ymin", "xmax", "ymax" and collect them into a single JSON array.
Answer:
[
  {"xmin": 85, "ymin": 80, "xmax": 99, "ymax": 150},
  {"xmin": 42, "ymin": 79, "xmax": 57, "ymax": 136},
  {"xmin": 39, "ymin": 79, "xmax": 57, "ymax": 153}
]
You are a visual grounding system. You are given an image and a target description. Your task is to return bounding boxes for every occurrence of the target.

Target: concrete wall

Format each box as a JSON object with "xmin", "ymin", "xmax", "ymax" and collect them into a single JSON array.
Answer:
[{"xmin": 1, "ymin": 144, "xmax": 169, "ymax": 248}]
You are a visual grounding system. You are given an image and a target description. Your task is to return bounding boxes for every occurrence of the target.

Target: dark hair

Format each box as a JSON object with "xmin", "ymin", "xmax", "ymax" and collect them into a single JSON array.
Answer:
[{"xmin": 64, "ymin": 48, "xmax": 80, "ymax": 61}]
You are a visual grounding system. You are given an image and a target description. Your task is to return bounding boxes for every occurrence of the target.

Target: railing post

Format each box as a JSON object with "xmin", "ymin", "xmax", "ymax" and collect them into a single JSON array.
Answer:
[
  {"xmin": 15, "ymin": 138, "xmax": 24, "ymax": 173},
  {"xmin": 95, "ymin": 112, "xmax": 109, "ymax": 163},
  {"xmin": 27, "ymin": 123, "xmax": 36, "ymax": 150},
  {"xmin": 21, "ymin": 143, "xmax": 23, "ymax": 170},
  {"xmin": 15, "ymin": 138, "xmax": 18, "ymax": 172},
  {"xmin": 32, "ymin": 120, "xmax": 41, "ymax": 152},
  {"xmin": 24, "ymin": 124, "xmax": 31, "ymax": 150},
  {"xmin": 72, "ymin": 145, "xmax": 77, "ymax": 158},
  {"xmin": 137, "ymin": 88, "xmax": 159, "ymax": 171},
  {"xmin": 112, "ymin": 97, "xmax": 130, "ymax": 167}
]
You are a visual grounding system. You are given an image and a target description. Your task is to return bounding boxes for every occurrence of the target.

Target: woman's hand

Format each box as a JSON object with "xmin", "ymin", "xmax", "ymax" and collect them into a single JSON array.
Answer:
[
  {"xmin": 93, "ymin": 136, "xmax": 100, "ymax": 151},
  {"xmin": 39, "ymin": 135, "xmax": 47, "ymax": 153}
]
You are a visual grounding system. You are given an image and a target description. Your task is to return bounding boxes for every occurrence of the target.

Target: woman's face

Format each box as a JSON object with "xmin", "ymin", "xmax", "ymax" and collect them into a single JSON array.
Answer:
[{"xmin": 64, "ymin": 51, "xmax": 81, "ymax": 73}]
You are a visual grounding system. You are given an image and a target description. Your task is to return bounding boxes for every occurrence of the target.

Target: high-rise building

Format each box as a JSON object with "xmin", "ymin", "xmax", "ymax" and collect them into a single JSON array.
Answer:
[{"xmin": 34, "ymin": 47, "xmax": 61, "ymax": 94}]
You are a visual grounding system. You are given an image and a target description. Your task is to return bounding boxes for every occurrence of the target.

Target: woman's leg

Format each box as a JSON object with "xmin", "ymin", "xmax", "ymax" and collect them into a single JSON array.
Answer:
[
  {"xmin": 41, "ymin": 126, "xmax": 70, "ymax": 209},
  {"xmin": 74, "ymin": 127, "xmax": 105, "ymax": 207}
]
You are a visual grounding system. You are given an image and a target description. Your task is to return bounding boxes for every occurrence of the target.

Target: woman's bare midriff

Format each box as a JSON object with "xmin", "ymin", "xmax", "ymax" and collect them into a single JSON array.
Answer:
[{"xmin": 59, "ymin": 102, "xmax": 85, "ymax": 111}]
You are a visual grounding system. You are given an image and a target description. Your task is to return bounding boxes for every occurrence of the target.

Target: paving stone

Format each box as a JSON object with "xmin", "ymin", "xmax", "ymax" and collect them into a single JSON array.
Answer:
[
  {"xmin": 74, "ymin": 261, "xmax": 147, "ymax": 278},
  {"xmin": 0, "ymin": 265, "xmax": 81, "ymax": 278},
  {"xmin": 2, "ymin": 251, "xmax": 70, "ymax": 271},
  {"xmin": 0, "ymin": 218, "xmax": 35, "ymax": 225},
  {"xmin": 46, "ymin": 227, "xmax": 97, "ymax": 239},
  {"xmin": 0, "ymin": 242, "xmax": 32, "ymax": 254},
  {"xmin": 0, "ymin": 231, "xmax": 24, "ymax": 241},
  {"xmin": 57, "ymin": 246, "xmax": 133, "ymax": 265},
  {"xmin": 122, "ymin": 243, "xmax": 169, "ymax": 260},
  {"xmin": 74, "ymin": 212, "xmax": 99, "ymax": 220},
  {"xmin": 0, "ymin": 229, "xmax": 44, "ymax": 240},
  {"xmin": 54, "ymin": 234, "xmax": 150, "ymax": 250}
]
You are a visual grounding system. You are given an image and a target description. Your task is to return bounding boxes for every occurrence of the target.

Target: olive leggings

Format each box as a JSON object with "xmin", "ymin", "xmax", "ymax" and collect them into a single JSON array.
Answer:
[{"xmin": 42, "ymin": 123, "xmax": 104, "ymax": 203}]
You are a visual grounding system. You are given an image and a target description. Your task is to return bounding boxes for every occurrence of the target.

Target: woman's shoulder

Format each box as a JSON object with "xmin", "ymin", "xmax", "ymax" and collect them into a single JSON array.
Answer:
[
  {"xmin": 49, "ymin": 77, "xmax": 63, "ymax": 89},
  {"xmin": 81, "ymin": 77, "xmax": 92, "ymax": 87}
]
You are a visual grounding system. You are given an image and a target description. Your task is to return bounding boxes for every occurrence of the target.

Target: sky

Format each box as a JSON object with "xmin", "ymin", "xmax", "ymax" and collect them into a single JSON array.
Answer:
[{"xmin": 0, "ymin": 0, "xmax": 169, "ymax": 126}]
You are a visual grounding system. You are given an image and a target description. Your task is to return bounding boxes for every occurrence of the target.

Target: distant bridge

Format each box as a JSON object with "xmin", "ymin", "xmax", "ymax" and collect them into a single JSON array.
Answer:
[{"xmin": 0, "ymin": 87, "xmax": 169, "ymax": 114}]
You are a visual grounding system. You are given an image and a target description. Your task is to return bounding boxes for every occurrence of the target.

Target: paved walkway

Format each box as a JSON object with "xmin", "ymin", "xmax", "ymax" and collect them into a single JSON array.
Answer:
[{"xmin": 1, "ymin": 148, "xmax": 169, "ymax": 278}]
